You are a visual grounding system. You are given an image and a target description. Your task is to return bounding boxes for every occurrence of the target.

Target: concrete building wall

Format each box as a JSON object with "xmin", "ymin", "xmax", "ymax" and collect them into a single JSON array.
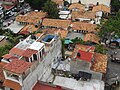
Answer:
[{"xmin": 22, "ymin": 38, "xmax": 62, "ymax": 90}]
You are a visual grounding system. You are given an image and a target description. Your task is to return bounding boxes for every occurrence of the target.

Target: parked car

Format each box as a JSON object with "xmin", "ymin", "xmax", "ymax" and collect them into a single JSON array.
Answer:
[{"xmin": 111, "ymin": 55, "xmax": 120, "ymax": 63}]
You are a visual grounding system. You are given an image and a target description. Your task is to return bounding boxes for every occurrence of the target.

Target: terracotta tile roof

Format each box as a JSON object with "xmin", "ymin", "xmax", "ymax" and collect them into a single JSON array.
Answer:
[
  {"xmin": 19, "ymin": 30, "xmax": 30, "ymax": 35},
  {"xmin": 32, "ymin": 82, "xmax": 63, "ymax": 90},
  {"xmin": 92, "ymin": 4, "xmax": 110, "ymax": 13},
  {"xmin": 22, "ymin": 49, "xmax": 38, "ymax": 57},
  {"xmin": 75, "ymin": 44, "xmax": 95, "ymax": 52},
  {"xmin": 72, "ymin": 22, "xmax": 98, "ymax": 33},
  {"xmin": 76, "ymin": 50, "xmax": 93, "ymax": 62},
  {"xmin": 2, "ymin": 4, "xmax": 14, "ymax": 10},
  {"xmin": 91, "ymin": 53, "xmax": 108, "ymax": 73},
  {"xmin": 3, "ymin": 59, "xmax": 32, "ymax": 74},
  {"xmin": 35, "ymin": 33, "xmax": 44, "ymax": 38},
  {"xmin": 16, "ymin": 11, "xmax": 46, "ymax": 24},
  {"xmin": 42, "ymin": 28, "xmax": 68, "ymax": 38},
  {"xmin": 84, "ymin": 33, "xmax": 100, "ymax": 44},
  {"xmin": 42, "ymin": 18, "xmax": 71, "ymax": 29},
  {"xmin": 9, "ymin": 47, "xmax": 25, "ymax": 56},
  {"xmin": 3, "ymin": 79, "xmax": 21, "ymax": 90},
  {"xmin": 0, "ymin": 62, "xmax": 7, "ymax": 82},
  {"xmin": 71, "ymin": 11, "xmax": 96, "ymax": 19},
  {"xmin": 71, "ymin": 44, "xmax": 95, "ymax": 58},
  {"xmin": 68, "ymin": 3, "xmax": 85, "ymax": 11},
  {"xmin": 19, "ymin": 24, "xmax": 40, "ymax": 35},
  {"xmin": 3, "ymin": 0, "xmax": 17, "ymax": 2},
  {"xmin": 52, "ymin": 0, "xmax": 64, "ymax": 5},
  {"xmin": 2, "ymin": 54, "xmax": 17, "ymax": 59}
]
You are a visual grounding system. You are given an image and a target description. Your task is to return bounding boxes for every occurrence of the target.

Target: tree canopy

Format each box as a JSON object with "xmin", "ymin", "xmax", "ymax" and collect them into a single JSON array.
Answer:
[
  {"xmin": 111, "ymin": 0, "xmax": 120, "ymax": 12},
  {"xmin": 24, "ymin": 0, "xmax": 47, "ymax": 10},
  {"xmin": 43, "ymin": 0, "xmax": 59, "ymax": 19},
  {"xmin": 95, "ymin": 44, "xmax": 107, "ymax": 54},
  {"xmin": 99, "ymin": 11, "xmax": 120, "ymax": 37},
  {"xmin": 0, "ymin": 29, "xmax": 25, "ymax": 57}
]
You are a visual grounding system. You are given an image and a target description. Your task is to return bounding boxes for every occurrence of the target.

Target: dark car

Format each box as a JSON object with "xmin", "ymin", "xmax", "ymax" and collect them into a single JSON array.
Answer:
[{"xmin": 111, "ymin": 55, "xmax": 120, "ymax": 63}]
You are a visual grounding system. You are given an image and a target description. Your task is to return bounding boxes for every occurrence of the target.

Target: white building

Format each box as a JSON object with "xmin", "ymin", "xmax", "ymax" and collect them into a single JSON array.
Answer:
[
  {"xmin": 59, "ymin": 11, "xmax": 71, "ymax": 19},
  {"xmin": 53, "ymin": 76, "xmax": 105, "ymax": 90},
  {"xmin": 65, "ymin": 0, "xmax": 111, "ymax": 7},
  {"xmin": 1, "ymin": 32, "xmax": 62, "ymax": 90}
]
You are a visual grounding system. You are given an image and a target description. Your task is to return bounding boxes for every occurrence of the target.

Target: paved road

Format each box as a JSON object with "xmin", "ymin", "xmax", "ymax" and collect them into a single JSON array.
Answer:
[
  {"xmin": 3, "ymin": 3, "xmax": 30, "ymax": 23},
  {"xmin": 105, "ymin": 48, "xmax": 120, "ymax": 90}
]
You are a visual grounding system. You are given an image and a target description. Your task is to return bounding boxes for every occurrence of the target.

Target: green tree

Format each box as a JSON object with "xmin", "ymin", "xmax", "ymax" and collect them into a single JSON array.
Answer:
[
  {"xmin": 99, "ymin": 11, "xmax": 120, "ymax": 37},
  {"xmin": 95, "ymin": 44, "xmax": 107, "ymax": 54},
  {"xmin": 111, "ymin": 0, "xmax": 120, "ymax": 12},
  {"xmin": 71, "ymin": 37, "xmax": 86, "ymax": 44},
  {"xmin": 25, "ymin": 0, "xmax": 47, "ymax": 10},
  {"xmin": 64, "ymin": 1, "xmax": 69, "ymax": 6},
  {"xmin": 0, "ymin": 44, "xmax": 13, "ymax": 57},
  {"xmin": 43, "ymin": 0, "xmax": 59, "ymax": 19}
]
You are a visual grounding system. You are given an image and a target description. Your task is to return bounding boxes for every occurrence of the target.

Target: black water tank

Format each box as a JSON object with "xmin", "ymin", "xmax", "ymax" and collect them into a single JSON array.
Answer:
[{"xmin": 77, "ymin": 52, "xmax": 81, "ymax": 57}]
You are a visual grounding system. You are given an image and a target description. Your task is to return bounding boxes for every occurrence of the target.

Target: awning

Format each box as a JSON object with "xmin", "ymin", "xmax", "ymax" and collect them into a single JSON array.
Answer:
[
  {"xmin": 3, "ymin": 79, "xmax": 21, "ymax": 90},
  {"xmin": 64, "ymin": 39, "xmax": 73, "ymax": 44}
]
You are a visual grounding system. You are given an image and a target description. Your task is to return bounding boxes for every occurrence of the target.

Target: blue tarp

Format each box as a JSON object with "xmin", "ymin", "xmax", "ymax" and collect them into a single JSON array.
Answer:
[{"xmin": 112, "ymin": 38, "xmax": 120, "ymax": 43}]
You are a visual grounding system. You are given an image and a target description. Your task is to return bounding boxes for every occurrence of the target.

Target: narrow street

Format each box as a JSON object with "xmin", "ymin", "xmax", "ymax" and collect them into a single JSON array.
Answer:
[{"xmin": 105, "ymin": 48, "xmax": 120, "ymax": 90}]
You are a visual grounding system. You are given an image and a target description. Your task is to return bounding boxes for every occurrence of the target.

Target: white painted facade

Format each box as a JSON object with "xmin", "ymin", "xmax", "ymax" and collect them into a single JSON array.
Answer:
[
  {"xmin": 22, "ymin": 38, "xmax": 62, "ymax": 90},
  {"xmin": 65, "ymin": 0, "xmax": 111, "ymax": 7},
  {"xmin": 2, "ymin": 35, "xmax": 62, "ymax": 90},
  {"xmin": 53, "ymin": 76, "xmax": 105, "ymax": 90}
]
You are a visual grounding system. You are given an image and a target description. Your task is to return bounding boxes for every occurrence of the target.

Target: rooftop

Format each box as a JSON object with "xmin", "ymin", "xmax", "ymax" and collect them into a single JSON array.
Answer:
[
  {"xmin": 9, "ymin": 47, "xmax": 25, "ymax": 56},
  {"xmin": 2, "ymin": 54, "xmax": 17, "ymax": 59},
  {"xmin": 19, "ymin": 24, "xmax": 40, "ymax": 35},
  {"xmin": 42, "ymin": 18, "xmax": 71, "ymax": 29},
  {"xmin": 3, "ymin": 79, "xmax": 21, "ymax": 90},
  {"xmin": 22, "ymin": 49, "xmax": 38, "ymax": 57},
  {"xmin": 53, "ymin": 76, "xmax": 104, "ymax": 90},
  {"xmin": 32, "ymin": 82, "xmax": 63, "ymax": 90},
  {"xmin": 28, "ymin": 41, "xmax": 44, "ymax": 51},
  {"xmin": 6, "ymin": 21, "xmax": 24, "ymax": 34},
  {"xmin": 76, "ymin": 50, "xmax": 93, "ymax": 63},
  {"xmin": 72, "ymin": 22, "xmax": 98, "ymax": 33},
  {"xmin": 35, "ymin": 33, "xmax": 44, "ymax": 38},
  {"xmin": 2, "ymin": 4, "xmax": 14, "ymax": 10},
  {"xmin": 0, "ymin": 35, "xmax": 5, "ymax": 41},
  {"xmin": 3, "ymin": 59, "xmax": 32, "ymax": 74},
  {"xmin": 68, "ymin": 3, "xmax": 85, "ymax": 11},
  {"xmin": 91, "ymin": 53, "xmax": 108, "ymax": 73},
  {"xmin": 42, "ymin": 28, "xmax": 68, "ymax": 38},
  {"xmin": 74, "ymin": 44, "xmax": 95, "ymax": 52},
  {"xmin": 80, "ymin": 0, "xmax": 111, "ymax": 7},
  {"xmin": 51, "ymin": 0, "xmax": 64, "ymax": 5},
  {"xmin": 71, "ymin": 44, "xmax": 95, "ymax": 58},
  {"xmin": 71, "ymin": 11, "xmax": 96, "ymax": 19},
  {"xmin": 0, "ymin": 62, "xmax": 7, "ymax": 82},
  {"xmin": 92, "ymin": 4, "xmax": 110, "ymax": 13},
  {"xmin": 16, "ymin": 11, "xmax": 47, "ymax": 24},
  {"xmin": 84, "ymin": 33, "xmax": 100, "ymax": 44}
]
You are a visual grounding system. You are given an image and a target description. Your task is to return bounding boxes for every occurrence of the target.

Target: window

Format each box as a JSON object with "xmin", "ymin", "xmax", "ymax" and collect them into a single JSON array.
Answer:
[
  {"xmin": 33, "ymin": 54, "xmax": 37, "ymax": 60},
  {"xmin": 39, "ymin": 51, "xmax": 42, "ymax": 58},
  {"xmin": 25, "ymin": 57, "xmax": 29, "ymax": 62},
  {"xmin": 30, "ymin": 57, "xmax": 32, "ymax": 62},
  {"xmin": 11, "ymin": 74, "xmax": 19, "ymax": 80},
  {"xmin": 10, "ymin": 88, "xmax": 14, "ymax": 90},
  {"xmin": 42, "ymin": 48, "xmax": 45, "ymax": 54}
]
